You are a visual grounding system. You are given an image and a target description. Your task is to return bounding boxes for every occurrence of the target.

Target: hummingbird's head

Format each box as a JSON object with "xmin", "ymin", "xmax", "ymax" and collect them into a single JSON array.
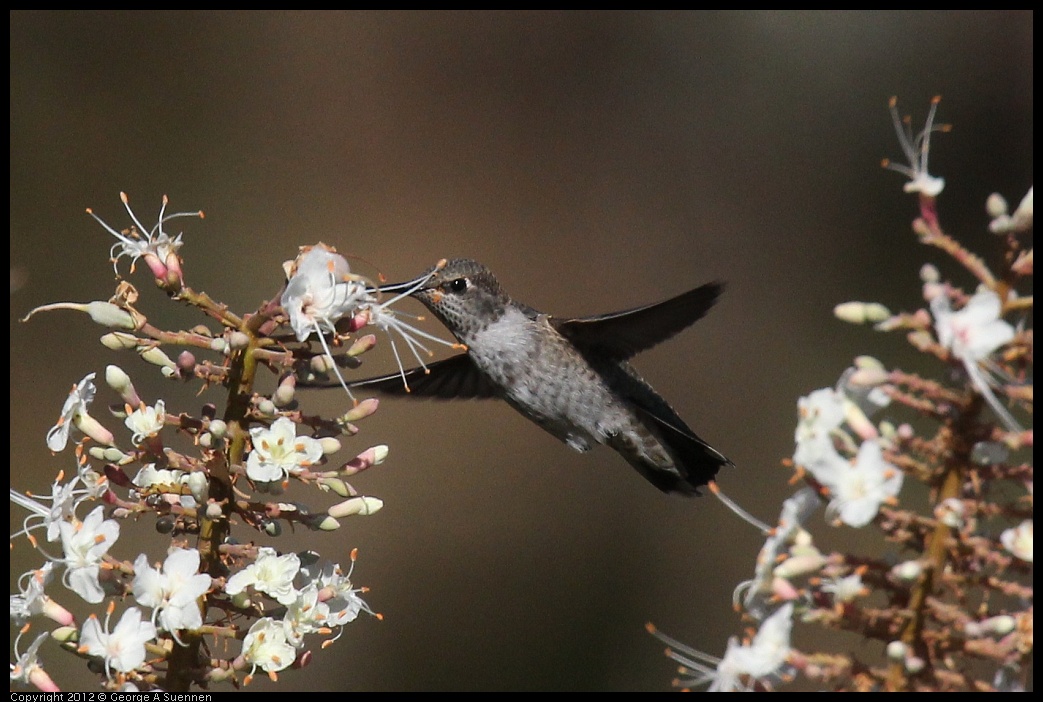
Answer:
[{"xmin": 378, "ymin": 258, "xmax": 510, "ymax": 336}]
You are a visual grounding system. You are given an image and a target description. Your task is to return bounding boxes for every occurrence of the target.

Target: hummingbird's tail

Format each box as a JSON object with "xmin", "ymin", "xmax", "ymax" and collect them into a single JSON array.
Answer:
[{"xmin": 617, "ymin": 404, "xmax": 733, "ymax": 495}]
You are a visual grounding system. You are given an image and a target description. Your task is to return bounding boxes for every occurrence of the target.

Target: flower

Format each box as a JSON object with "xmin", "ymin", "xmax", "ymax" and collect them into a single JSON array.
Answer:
[
  {"xmin": 931, "ymin": 288, "xmax": 1020, "ymax": 432},
  {"xmin": 883, "ymin": 96, "xmax": 948, "ymax": 197},
  {"xmin": 9, "ymin": 631, "xmax": 58, "ymax": 691},
  {"xmin": 281, "ymin": 584, "xmax": 330, "ymax": 647},
  {"xmin": 79, "ymin": 607, "xmax": 157, "ymax": 677},
  {"xmin": 58, "ymin": 506, "xmax": 120, "ymax": 603},
  {"xmin": 652, "ymin": 603, "xmax": 795, "ymax": 691},
  {"xmin": 88, "ymin": 192, "xmax": 201, "ymax": 281},
  {"xmin": 820, "ymin": 573, "xmax": 867, "ymax": 604},
  {"xmin": 281, "ymin": 244, "xmax": 371, "ymax": 344},
  {"xmin": 793, "ymin": 387, "xmax": 845, "ymax": 472},
  {"xmin": 240, "ymin": 618, "xmax": 297, "ymax": 680},
  {"xmin": 280, "ymin": 244, "xmax": 375, "ymax": 400},
  {"xmin": 132, "ymin": 548, "xmax": 211, "ymax": 639},
  {"xmin": 225, "ymin": 547, "xmax": 301, "ymax": 606},
  {"xmin": 734, "ymin": 488, "xmax": 820, "ymax": 617},
  {"xmin": 1000, "ymin": 520, "xmax": 1032, "ymax": 562},
  {"xmin": 932, "ymin": 289, "xmax": 1015, "ymax": 363},
  {"xmin": 817, "ymin": 440, "xmax": 903, "ymax": 528},
  {"xmin": 246, "ymin": 417, "xmax": 324, "ymax": 483},
  {"xmin": 10, "ymin": 480, "xmax": 77, "ymax": 544},
  {"xmin": 297, "ymin": 551, "xmax": 375, "ymax": 628},
  {"xmin": 124, "ymin": 400, "xmax": 166, "ymax": 445},
  {"xmin": 46, "ymin": 372, "xmax": 97, "ymax": 452},
  {"xmin": 10, "ymin": 562, "xmax": 73, "ymax": 627}
]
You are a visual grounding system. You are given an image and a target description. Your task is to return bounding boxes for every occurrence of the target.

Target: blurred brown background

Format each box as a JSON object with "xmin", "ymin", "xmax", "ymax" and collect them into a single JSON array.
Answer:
[{"xmin": 10, "ymin": 11, "xmax": 1032, "ymax": 691}]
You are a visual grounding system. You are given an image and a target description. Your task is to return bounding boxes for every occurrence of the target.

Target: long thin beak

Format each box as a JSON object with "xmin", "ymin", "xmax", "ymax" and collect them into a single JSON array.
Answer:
[{"xmin": 376, "ymin": 274, "xmax": 430, "ymax": 295}]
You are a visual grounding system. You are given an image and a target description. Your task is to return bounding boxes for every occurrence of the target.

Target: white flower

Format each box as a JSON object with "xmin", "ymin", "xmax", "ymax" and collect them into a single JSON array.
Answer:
[
  {"xmin": 10, "ymin": 481, "xmax": 77, "ymax": 544},
  {"xmin": 9, "ymin": 631, "xmax": 56, "ymax": 691},
  {"xmin": 79, "ymin": 607, "xmax": 157, "ymax": 677},
  {"xmin": 818, "ymin": 440, "xmax": 903, "ymax": 528},
  {"xmin": 246, "ymin": 417, "xmax": 324, "ymax": 483},
  {"xmin": 1000, "ymin": 520, "xmax": 1032, "ymax": 562},
  {"xmin": 734, "ymin": 488, "xmax": 820, "ymax": 617},
  {"xmin": 240, "ymin": 617, "xmax": 297, "ymax": 677},
  {"xmin": 132, "ymin": 463, "xmax": 185, "ymax": 489},
  {"xmin": 932, "ymin": 289, "xmax": 1015, "ymax": 363},
  {"xmin": 281, "ymin": 244, "xmax": 371, "ymax": 343},
  {"xmin": 793, "ymin": 387, "xmax": 845, "ymax": 471},
  {"xmin": 298, "ymin": 552, "xmax": 374, "ymax": 627},
  {"xmin": 88, "ymin": 192, "xmax": 200, "ymax": 278},
  {"xmin": 46, "ymin": 372, "xmax": 97, "ymax": 452},
  {"xmin": 10, "ymin": 465, "xmax": 110, "ymax": 545},
  {"xmin": 225, "ymin": 547, "xmax": 301, "ymax": 606},
  {"xmin": 58, "ymin": 506, "xmax": 120, "ymax": 603},
  {"xmin": 132, "ymin": 549, "xmax": 211, "ymax": 638},
  {"xmin": 652, "ymin": 603, "xmax": 794, "ymax": 692},
  {"xmin": 821, "ymin": 573, "xmax": 866, "ymax": 604},
  {"xmin": 125, "ymin": 400, "xmax": 166, "ymax": 445},
  {"xmin": 931, "ymin": 288, "xmax": 1021, "ymax": 432},
  {"xmin": 10, "ymin": 562, "xmax": 72, "ymax": 628},
  {"xmin": 282, "ymin": 584, "xmax": 330, "ymax": 647},
  {"xmin": 883, "ymin": 96, "xmax": 947, "ymax": 197}
]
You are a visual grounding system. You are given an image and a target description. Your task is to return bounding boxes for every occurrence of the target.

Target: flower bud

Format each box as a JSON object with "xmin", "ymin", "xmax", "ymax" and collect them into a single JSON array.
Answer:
[
  {"xmin": 328, "ymin": 496, "xmax": 383, "ymax": 518},
  {"xmin": 317, "ymin": 477, "xmax": 352, "ymax": 498},
  {"xmin": 185, "ymin": 472, "xmax": 209, "ymax": 503},
  {"xmin": 1012, "ymin": 186, "xmax": 1033, "ymax": 231},
  {"xmin": 318, "ymin": 437, "xmax": 342, "ymax": 455},
  {"xmin": 23, "ymin": 301, "xmax": 137, "ymax": 330},
  {"xmin": 88, "ymin": 446, "xmax": 133, "ymax": 463},
  {"xmin": 343, "ymin": 398, "xmax": 379, "ymax": 423},
  {"xmin": 340, "ymin": 445, "xmax": 389, "ymax": 476},
  {"xmin": 986, "ymin": 193, "xmax": 1009, "ymax": 218},
  {"xmin": 50, "ymin": 626, "xmax": 80, "ymax": 644},
  {"xmin": 227, "ymin": 331, "xmax": 250, "ymax": 350},
  {"xmin": 310, "ymin": 354, "xmax": 335, "ymax": 374},
  {"xmin": 316, "ymin": 516, "xmax": 341, "ymax": 531},
  {"xmin": 891, "ymin": 560, "xmax": 923, "ymax": 582},
  {"xmin": 86, "ymin": 302, "xmax": 137, "ymax": 329},
  {"xmin": 918, "ymin": 263, "xmax": 940, "ymax": 284},
  {"xmin": 138, "ymin": 346, "xmax": 178, "ymax": 373},
  {"xmin": 773, "ymin": 552, "xmax": 826, "ymax": 579},
  {"xmin": 100, "ymin": 331, "xmax": 141, "ymax": 350},
  {"xmin": 347, "ymin": 334, "xmax": 378, "ymax": 357},
  {"xmin": 886, "ymin": 640, "xmax": 907, "ymax": 661},
  {"xmin": 73, "ymin": 413, "xmax": 115, "ymax": 446},
  {"xmin": 934, "ymin": 497, "xmax": 964, "ymax": 529},
  {"xmin": 843, "ymin": 400, "xmax": 878, "ymax": 441},
  {"xmin": 273, "ymin": 375, "xmax": 296, "ymax": 408},
  {"xmin": 105, "ymin": 365, "xmax": 141, "ymax": 406},
  {"xmin": 177, "ymin": 350, "xmax": 197, "ymax": 375}
]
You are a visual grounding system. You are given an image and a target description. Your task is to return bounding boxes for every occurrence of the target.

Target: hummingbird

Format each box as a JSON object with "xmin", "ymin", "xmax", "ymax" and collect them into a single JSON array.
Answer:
[{"xmin": 311, "ymin": 259, "xmax": 733, "ymax": 495}]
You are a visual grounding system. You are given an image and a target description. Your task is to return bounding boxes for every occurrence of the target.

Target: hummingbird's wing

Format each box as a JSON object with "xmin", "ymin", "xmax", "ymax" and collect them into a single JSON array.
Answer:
[
  {"xmin": 552, "ymin": 282, "xmax": 724, "ymax": 361},
  {"xmin": 300, "ymin": 354, "xmax": 500, "ymax": 400}
]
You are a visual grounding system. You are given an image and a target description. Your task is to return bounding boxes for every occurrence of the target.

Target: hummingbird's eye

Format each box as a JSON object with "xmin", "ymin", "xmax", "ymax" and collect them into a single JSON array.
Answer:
[{"xmin": 447, "ymin": 278, "xmax": 469, "ymax": 293}]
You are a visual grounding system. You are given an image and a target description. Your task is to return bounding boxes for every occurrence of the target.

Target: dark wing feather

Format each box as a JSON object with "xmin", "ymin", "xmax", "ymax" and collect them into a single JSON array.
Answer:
[
  {"xmin": 300, "ymin": 354, "xmax": 499, "ymax": 399},
  {"xmin": 629, "ymin": 404, "xmax": 732, "ymax": 495},
  {"xmin": 554, "ymin": 282, "xmax": 724, "ymax": 360}
]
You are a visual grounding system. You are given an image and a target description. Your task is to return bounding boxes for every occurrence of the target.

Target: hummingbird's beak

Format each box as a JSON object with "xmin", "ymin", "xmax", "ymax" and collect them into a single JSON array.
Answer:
[{"xmin": 376, "ymin": 274, "xmax": 431, "ymax": 296}]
